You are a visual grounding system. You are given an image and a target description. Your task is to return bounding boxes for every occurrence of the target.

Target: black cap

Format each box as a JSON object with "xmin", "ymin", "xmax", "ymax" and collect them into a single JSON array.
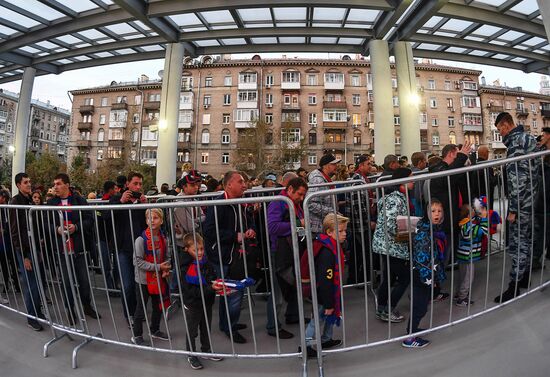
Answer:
[
  {"xmin": 355, "ymin": 154, "xmax": 370, "ymax": 168},
  {"xmin": 319, "ymin": 153, "xmax": 341, "ymax": 167},
  {"xmin": 391, "ymin": 167, "xmax": 412, "ymax": 180},
  {"xmin": 177, "ymin": 174, "xmax": 199, "ymax": 189}
]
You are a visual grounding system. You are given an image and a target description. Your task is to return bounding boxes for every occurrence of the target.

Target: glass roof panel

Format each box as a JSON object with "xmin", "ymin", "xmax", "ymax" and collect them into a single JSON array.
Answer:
[
  {"xmin": 311, "ymin": 23, "xmax": 341, "ymax": 28},
  {"xmin": 56, "ymin": 59, "xmax": 73, "ymax": 64},
  {"xmin": 35, "ymin": 41, "xmax": 59, "ymax": 49},
  {"xmin": 56, "ymin": 34, "xmax": 82, "ymax": 44},
  {"xmin": 243, "ymin": 23, "xmax": 274, "ymax": 29},
  {"xmin": 338, "ymin": 38, "xmax": 365, "ymax": 45},
  {"xmin": 182, "ymin": 26, "xmax": 208, "ymax": 32},
  {"xmin": 19, "ymin": 46, "xmax": 41, "ymax": 54},
  {"xmin": 0, "ymin": 6, "xmax": 40, "ymax": 28},
  {"xmin": 489, "ymin": 40, "xmax": 507, "ymax": 45},
  {"xmin": 511, "ymin": 57, "xmax": 527, "ymax": 63},
  {"xmin": 72, "ymin": 55, "xmax": 92, "ymax": 61},
  {"xmin": 344, "ymin": 23, "xmax": 373, "ymax": 29},
  {"xmin": 94, "ymin": 52, "xmax": 113, "ymax": 58},
  {"xmin": 441, "ymin": 19, "xmax": 473, "ymax": 32},
  {"xmin": 423, "ymin": 16, "xmax": 443, "ymax": 28},
  {"xmin": 509, "ymin": 0, "xmax": 539, "ymax": 15},
  {"xmin": 514, "ymin": 44, "xmax": 529, "ymax": 50},
  {"xmin": 313, "ymin": 8, "xmax": 346, "ymax": 21},
  {"xmin": 200, "ymin": 10, "xmax": 234, "ymax": 24},
  {"xmin": 77, "ymin": 29, "xmax": 108, "ymax": 40},
  {"xmin": 237, "ymin": 8, "xmax": 272, "ymax": 22},
  {"xmin": 491, "ymin": 54, "xmax": 510, "ymax": 60},
  {"xmin": 276, "ymin": 23, "xmax": 306, "ymax": 27},
  {"xmin": 251, "ymin": 37, "xmax": 278, "ymax": 44},
  {"xmin": 96, "ymin": 39, "xmax": 115, "ymax": 44},
  {"xmin": 310, "ymin": 37, "xmax": 338, "ymax": 44},
  {"xmin": 0, "ymin": 25, "xmax": 18, "ymax": 36},
  {"xmin": 523, "ymin": 37, "xmax": 546, "ymax": 46},
  {"xmin": 416, "ymin": 43, "xmax": 441, "ymax": 50},
  {"xmin": 132, "ymin": 21, "xmax": 150, "ymax": 31},
  {"xmin": 65, "ymin": 0, "xmax": 97, "ymax": 13},
  {"xmin": 464, "ymin": 35, "xmax": 484, "ymax": 41},
  {"xmin": 433, "ymin": 31, "xmax": 458, "ymax": 37},
  {"xmin": 74, "ymin": 43, "xmax": 91, "ymax": 48},
  {"xmin": 498, "ymin": 30, "xmax": 525, "ymax": 41},
  {"xmin": 279, "ymin": 37, "xmax": 305, "ymax": 44},
  {"xmin": 6, "ymin": 0, "xmax": 65, "ymax": 21},
  {"xmin": 273, "ymin": 8, "xmax": 307, "ymax": 21},
  {"xmin": 210, "ymin": 24, "xmax": 238, "ymax": 30},
  {"xmin": 122, "ymin": 34, "xmax": 144, "ymax": 40},
  {"xmin": 347, "ymin": 9, "xmax": 380, "ymax": 23},
  {"xmin": 445, "ymin": 47, "xmax": 467, "ymax": 53},
  {"xmin": 140, "ymin": 45, "xmax": 164, "ymax": 52},
  {"xmin": 114, "ymin": 49, "xmax": 136, "ymax": 55},
  {"xmin": 220, "ymin": 38, "xmax": 247, "ymax": 45},
  {"xmin": 468, "ymin": 50, "xmax": 489, "ymax": 56},
  {"xmin": 474, "ymin": 25, "xmax": 502, "ymax": 36},
  {"xmin": 193, "ymin": 40, "xmax": 220, "ymax": 47},
  {"xmin": 474, "ymin": 0, "xmax": 506, "ymax": 6},
  {"xmin": 105, "ymin": 23, "xmax": 137, "ymax": 35},
  {"xmin": 170, "ymin": 13, "xmax": 203, "ymax": 27}
]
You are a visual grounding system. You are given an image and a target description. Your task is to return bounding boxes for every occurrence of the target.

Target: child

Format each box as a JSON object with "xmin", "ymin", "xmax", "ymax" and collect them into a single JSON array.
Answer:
[
  {"xmin": 455, "ymin": 203, "xmax": 489, "ymax": 307},
  {"xmin": 132, "ymin": 208, "xmax": 171, "ymax": 346},
  {"xmin": 475, "ymin": 195, "xmax": 501, "ymax": 259},
  {"xmin": 302, "ymin": 213, "xmax": 348, "ymax": 358},
  {"xmin": 181, "ymin": 233, "xmax": 223, "ymax": 370},
  {"xmin": 403, "ymin": 199, "xmax": 447, "ymax": 348}
]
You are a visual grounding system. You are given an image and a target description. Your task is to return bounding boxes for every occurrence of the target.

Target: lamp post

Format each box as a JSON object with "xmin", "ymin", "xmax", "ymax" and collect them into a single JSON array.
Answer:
[{"xmin": 345, "ymin": 115, "xmax": 351, "ymax": 165}]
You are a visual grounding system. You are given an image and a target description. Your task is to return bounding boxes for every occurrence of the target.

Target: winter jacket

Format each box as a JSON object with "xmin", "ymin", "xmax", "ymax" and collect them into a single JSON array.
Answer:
[
  {"xmin": 109, "ymin": 191, "xmax": 147, "ymax": 253},
  {"xmin": 456, "ymin": 216, "xmax": 488, "ymax": 263},
  {"xmin": 9, "ymin": 193, "xmax": 34, "ymax": 259},
  {"xmin": 266, "ymin": 190, "xmax": 304, "ymax": 252},
  {"xmin": 133, "ymin": 232, "xmax": 172, "ymax": 285},
  {"xmin": 503, "ymin": 125, "xmax": 540, "ymax": 213},
  {"xmin": 535, "ymin": 156, "xmax": 550, "ymax": 215},
  {"xmin": 179, "ymin": 253, "xmax": 217, "ymax": 308},
  {"xmin": 412, "ymin": 219, "xmax": 447, "ymax": 286},
  {"xmin": 346, "ymin": 172, "xmax": 376, "ymax": 232},
  {"xmin": 173, "ymin": 194, "xmax": 205, "ymax": 248},
  {"xmin": 307, "ymin": 169, "xmax": 335, "ymax": 234},
  {"xmin": 372, "ymin": 189, "xmax": 410, "ymax": 260}
]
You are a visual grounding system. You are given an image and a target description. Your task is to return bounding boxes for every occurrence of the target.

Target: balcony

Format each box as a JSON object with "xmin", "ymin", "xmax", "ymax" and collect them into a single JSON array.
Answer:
[
  {"xmin": 324, "ymin": 141, "xmax": 345, "ymax": 149},
  {"xmin": 111, "ymin": 102, "xmax": 128, "ymax": 110},
  {"xmin": 281, "ymin": 81, "xmax": 300, "ymax": 90},
  {"xmin": 235, "ymin": 121, "xmax": 255, "ymax": 129},
  {"xmin": 143, "ymin": 101, "xmax": 160, "ymax": 110},
  {"xmin": 178, "ymin": 121, "xmax": 192, "ymax": 129},
  {"xmin": 108, "ymin": 139, "xmax": 125, "ymax": 147},
  {"xmin": 418, "ymin": 103, "xmax": 427, "ymax": 111},
  {"xmin": 238, "ymin": 81, "xmax": 257, "ymax": 90},
  {"xmin": 542, "ymin": 109, "xmax": 550, "ymax": 118},
  {"xmin": 420, "ymin": 122, "xmax": 428, "ymax": 130},
  {"xmin": 142, "ymin": 118, "xmax": 159, "ymax": 127},
  {"xmin": 324, "ymin": 81, "xmax": 345, "ymax": 91},
  {"xmin": 178, "ymin": 141, "xmax": 192, "ymax": 150},
  {"xmin": 516, "ymin": 108, "xmax": 529, "ymax": 117},
  {"xmin": 488, "ymin": 104, "xmax": 504, "ymax": 113},
  {"xmin": 463, "ymin": 124, "xmax": 483, "ymax": 132},
  {"xmin": 461, "ymin": 106, "xmax": 481, "ymax": 114},
  {"xmin": 77, "ymin": 122, "xmax": 93, "ymax": 131},
  {"xmin": 323, "ymin": 99, "xmax": 347, "ymax": 109},
  {"xmin": 323, "ymin": 121, "xmax": 347, "ymax": 129},
  {"xmin": 492, "ymin": 141, "xmax": 506, "ymax": 149},
  {"xmin": 79, "ymin": 105, "xmax": 94, "ymax": 114},
  {"xmin": 75, "ymin": 140, "xmax": 91, "ymax": 148},
  {"xmin": 282, "ymin": 103, "xmax": 301, "ymax": 111},
  {"xmin": 237, "ymin": 101, "xmax": 258, "ymax": 109}
]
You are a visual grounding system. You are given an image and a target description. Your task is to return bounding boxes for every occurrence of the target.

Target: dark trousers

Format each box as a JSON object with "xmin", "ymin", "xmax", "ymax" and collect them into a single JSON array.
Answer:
[
  {"xmin": 59, "ymin": 252, "xmax": 91, "ymax": 314},
  {"xmin": 17, "ymin": 253, "xmax": 43, "ymax": 321},
  {"xmin": 0, "ymin": 245, "xmax": 20, "ymax": 292},
  {"xmin": 185, "ymin": 302, "xmax": 213, "ymax": 352},
  {"xmin": 407, "ymin": 272, "xmax": 431, "ymax": 334},
  {"xmin": 533, "ymin": 214, "xmax": 550, "ymax": 262},
  {"xmin": 377, "ymin": 255, "xmax": 410, "ymax": 312},
  {"xmin": 212, "ymin": 263, "xmax": 243, "ymax": 334},
  {"xmin": 348, "ymin": 231, "xmax": 377, "ymax": 284},
  {"xmin": 116, "ymin": 250, "xmax": 136, "ymax": 319},
  {"xmin": 133, "ymin": 283, "xmax": 162, "ymax": 337}
]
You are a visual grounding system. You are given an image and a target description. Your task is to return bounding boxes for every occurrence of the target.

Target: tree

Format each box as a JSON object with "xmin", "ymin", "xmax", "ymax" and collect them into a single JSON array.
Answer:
[
  {"xmin": 26, "ymin": 152, "xmax": 65, "ymax": 190},
  {"xmin": 69, "ymin": 154, "xmax": 90, "ymax": 193},
  {"xmin": 0, "ymin": 157, "xmax": 12, "ymax": 188}
]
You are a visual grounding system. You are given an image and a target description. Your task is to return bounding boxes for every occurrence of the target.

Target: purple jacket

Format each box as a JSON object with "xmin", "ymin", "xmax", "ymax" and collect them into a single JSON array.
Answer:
[{"xmin": 267, "ymin": 191, "xmax": 304, "ymax": 252}]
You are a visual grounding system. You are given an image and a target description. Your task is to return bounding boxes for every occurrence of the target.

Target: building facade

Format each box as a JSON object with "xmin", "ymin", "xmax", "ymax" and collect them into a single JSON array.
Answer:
[
  {"xmin": 69, "ymin": 56, "xmax": 494, "ymax": 177},
  {"xmin": 0, "ymin": 89, "xmax": 70, "ymax": 163},
  {"xmin": 479, "ymin": 85, "xmax": 550, "ymax": 159}
]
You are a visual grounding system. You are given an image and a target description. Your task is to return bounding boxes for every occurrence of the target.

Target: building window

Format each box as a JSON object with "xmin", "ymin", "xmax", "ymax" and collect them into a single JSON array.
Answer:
[
  {"xmin": 323, "ymin": 109, "xmax": 347, "ymax": 122},
  {"xmin": 202, "ymin": 114, "xmax": 211, "ymax": 125},
  {"xmin": 393, "ymin": 96, "xmax": 399, "ymax": 107},
  {"xmin": 265, "ymin": 74, "xmax": 274, "ymax": 87},
  {"xmin": 282, "ymin": 71, "xmax": 300, "ymax": 83},
  {"xmin": 432, "ymin": 117, "xmax": 438, "ymax": 127},
  {"xmin": 352, "ymin": 113, "xmax": 361, "ymax": 126},
  {"xmin": 148, "ymin": 93, "xmax": 160, "ymax": 102},
  {"xmin": 223, "ymin": 94, "xmax": 231, "ymax": 105},
  {"xmin": 395, "ymin": 131, "xmax": 401, "ymax": 145},
  {"xmin": 461, "ymin": 96, "xmax": 480, "ymax": 108},
  {"xmin": 447, "ymin": 98, "xmax": 454, "ymax": 109},
  {"xmin": 367, "ymin": 91, "xmax": 373, "ymax": 102},
  {"xmin": 449, "ymin": 131, "xmax": 456, "ymax": 144},
  {"xmin": 203, "ymin": 95, "xmax": 211, "ymax": 106},
  {"xmin": 307, "ymin": 74, "xmax": 318, "ymax": 86},
  {"xmin": 463, "ymin": 114, "xmax": 482, "ymax": 125},
  {"xmin": 391, "ymin": 77, "xmax": 397, "ymax": 88},
  {"xmin": 531, "ymin": 103, "xmax": 537, "ymax": 113},
  {"xmin": 201, "ymin": 153, "xmax": 209, "ymax": 164},
  {"xmin": 419, "ymin": 112, "xmax": 427, "ymax": 124},
  {"xmin": 281, "ymin": 128, "xmax": 301, "ymax": 143},
  {"xmin": 308, "ymin": 113, "xmax": 317, "ymax": 125},
  {"xmin": 265, "ymin": 93, "xmax": 273, "ymax": 105},
  {"xmin": 430, "ymin": 97, "xmax": 437, "ymax": 108},
  {"xmin": 353, "ymin": 130, "xmax": 361, "ymax": 145},
  {"xmin": 222, "ymin": 153, "xmax": 230, "ymax": 164},
  {"xmin": 222, "ymin": 113, "xmax": 230, "ymax": 124},
  {"xmin": 133, "ymin": 113, "xmax": 140, "ymax": 123},
  {"xmin": 131, "ymin": 128, "xmax": 139, "ymax": 143},
  {"xmin": 116, "ymin": 96, "xmax": 127, "ymax": 104},
  {"xmin": 309, "ymin": 131, "xmax": 317, "ymax": 145},
  {"xmin": 97, "ymin": 149, "xmax": 103, "ymax": 160},
  {"xmin": 98, "ymin": 97, "xmax": 105, "ymax": 106},
  {"xmin": 308, "ymin": 94, "xmax": 317, "ymax": 105},
  {"xmin": 308, "ymin": 155, "xmax": 317, "ymax": 165},
  {"xmin": 201, "ymin": 130, "xmax": 210, "ymax": 144},
  {"xmin": 99, "ymin": 114, "xmax": 106, "ymax": 125},
  {"xmin": 462, "ymin": 81, "xmax": 478, "ymax": 90},
  {"xmin": 505, "ymin": 101, "xmax": 512, "ymax": 110},
  {"xmin": 444, "ymin": 80, "xmax": 451, "ymax": 91},
  {"xmin": 394, "ymin": 116, "xmax": 400, "ymax": 126},
  {"xmin": 97, "ymin": 129, "xmax": 104, "ymax": 142},
  {"xmin": 238, "ymin": 91, "xmax": 257, "ymax": 102},
  {"xmin": 532, "ymin": 119, "xmax": 537, "ymax": 129},
  {"xmin": 182, "ymin": 76, "xmax": 193, "ymax": 89},
  {"xmin": 428, "ymin": 79, "xmax": 436, "ymax": 90},
  {"xmin": 352, "ymin": 94, "xmax": 360, "ymax": 105},
  {"xmin": 108, "ymin": 128, "xmax": 124, "ymax": 140},
  {"xmin": 239, "ymin": 72, "xmax": 257, "ymax": 84},
  {"xmin": 282, "ymin": 112, "xmax": 300, "ymax": 123},
  {"xmin": 265, "ymin": 131, "xmax": 273, "ymax": 145},
  {"xmin": 448, "ymin": 116, "xmax": 455, "ymax": 127},
  {"xmin": 265, "ymin": 113, "xmax": 273, "ymax": 124},
  {"xmin": 205, "ymin": 77, "xmax": 213, "ymax": 87},
  {"xmin": 432, "ymin": 134, "xmax": 440, "ymax": 145},
  {"xmin": 493, "ymin": 130, "xmax": 502, "ymax": 142},
  {"xmin": 224, "ymin": 76, "xmax": 232, "ymax": 86},
  {"xmin": 324, "ymin": 73, "xmax": 344, "ymax": 84},
  {"xmin": 283, "ymin": 94, "xmax": 291, "ymax": 105},
  {"xmin": 350, "ymin": 74, "xmax": 360, "ymax": 87},
  {"xmin": 221, "ymin": 129, "xmax": 231, "ymax": 144}
]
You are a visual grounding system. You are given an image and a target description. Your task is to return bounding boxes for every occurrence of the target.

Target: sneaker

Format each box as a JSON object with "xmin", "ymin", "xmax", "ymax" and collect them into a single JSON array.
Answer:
[
  {"xmin": 433, "ymin": 292, "xmax": 450, "ymax": 302},
  {"xmin": 225, "ymin": 330, "xmax": 246, "ymax": 344},
  {"xmin": 27, "ymin": 319, "xmax": 43, "ymax": 332},
  {"xmin": 455, "ymin": 298, "xmax": 474, "ymax": 307},
  {"xmin": 83, "ymin": 305, "xmax": 101, "ymax": 319},
  {"xmin": 0, "ymin": 295, "xmax": 8, "ymax": 304},
  {"xmin": 201, "ymin": 353, "xmax": 223, "ymax": 362},
  {"xmin": 402, "ymin": 337, "xmax": 430, "ymax": 348},
  {"xmin": 151, "ymin": 330, "xmax": 169, "ymax": 341},
  {"xmin": 188, "ymin": 356, "xmax": 204, "ymax": 370},
  {"xmin": 321, "ymin": 339, "xmax": 342, "ymax": 349},
  {"xmin": 298, "ymin": 346, "xmax": 317, "ymax": 359},
  {"xmin": 131, "ymin": 336, "xmax": 147, "ymax": 346},
  {"xmin": 376, "ymin": 310, "xmax": 404, "ymax": 323},
  {"xmin": 267, "ymin": 328, "xmax": 294, "ymax": 339},
  {"xmin": 234, "ymin": 323, "xmax": 247, "ymax": 330}
]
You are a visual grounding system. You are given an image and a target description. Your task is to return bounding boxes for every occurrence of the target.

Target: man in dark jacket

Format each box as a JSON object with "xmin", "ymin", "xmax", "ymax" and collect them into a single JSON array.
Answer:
[
  {"xmin": 204, "ymin": 171, "xmax": 255, "ymax": 344},
  {"xmin": 109, "ymin": 171, "xmax": 147, "ymax": 322},
  {"xmin": 48, "ymin": 173, "xmax": 99, "ymax": 324},
  {"xmin": 97, "ymin": 180, "xmax": 117, "ymax": 292},
  {"xmin": 9, "ymin": 172, "xmax": 43, "ymax": 331}
]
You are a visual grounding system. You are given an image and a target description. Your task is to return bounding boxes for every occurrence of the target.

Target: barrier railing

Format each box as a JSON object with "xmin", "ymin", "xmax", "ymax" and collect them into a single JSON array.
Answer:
[{"xmin": 0, "ymin": 150, "xmax": 547, "ymax": 377}]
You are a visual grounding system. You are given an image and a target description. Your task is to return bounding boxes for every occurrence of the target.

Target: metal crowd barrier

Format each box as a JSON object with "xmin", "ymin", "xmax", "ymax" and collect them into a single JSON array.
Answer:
[{"xmin": 0, "ymin": 151, "xmax": 547, "ymax": 377}]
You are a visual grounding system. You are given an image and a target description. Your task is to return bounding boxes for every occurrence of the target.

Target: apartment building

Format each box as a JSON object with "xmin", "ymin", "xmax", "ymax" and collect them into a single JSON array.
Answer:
[
  {"xmin": 69, "ymin": 56, "xmax": 488, "ymax": 177},
  {"xmin": 479, "ymin": 84, "xmax": 550, "ymax": 159}
]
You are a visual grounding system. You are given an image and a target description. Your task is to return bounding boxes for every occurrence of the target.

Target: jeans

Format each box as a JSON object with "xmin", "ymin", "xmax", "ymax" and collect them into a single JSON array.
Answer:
[
  {"xmin": 17, "ymin": 253, "xmax": 43, "ymax": 321},
  {"xmin": 211, "ymin": 263, "xmax": 243, "ymax": 334},
  {"xmin": 98, "ymin": 241, "xmax": 114, "ymax": 290},
  {"xmin": 266, "ymin": 254, "xmax": 299, "ymax": 333},
  {"xmin": 305, "ymin": 305, "xmax": 334, "ymax": 347},
  {"xmin": 407, "ymin": 272, "xmax": 431, "ymax": 334},
  {"xmin": 377, "ymin": 255, "xmax": 410, "ymax": 312},
  {"xmin": 185, "ymin": 302, "xmax": 213, "ymax": 352},
  {"xmin": 58, "ymin": 252, "xmax": 91, "ymax": 313},
  {"xmin": 116, "ymin": 250, "xmax": 136, "ymax": 318},
  {"xmin": 133, "ymin": 284, "xmax": 161, "ymax": 337}
]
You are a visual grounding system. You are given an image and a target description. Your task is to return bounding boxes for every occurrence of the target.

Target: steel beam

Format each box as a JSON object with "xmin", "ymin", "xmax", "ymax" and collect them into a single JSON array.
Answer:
[
  {"xmin": 0, "ymin": 52, "xmax": 59, "ymax": 74},
  {"xmin": 412, "ymin": 49, "xmax": 529, "ymax": 71},
  {"xmin": 392, "ymin": 0, "xmax": 450, "ymax": 41},
  {"xmin": 197, "ymin": 43, "xmax": 362, "ymax": 55}
]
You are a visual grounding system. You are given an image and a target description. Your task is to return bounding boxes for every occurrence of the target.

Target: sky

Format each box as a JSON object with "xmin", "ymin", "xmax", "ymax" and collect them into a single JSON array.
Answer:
[{"xmin": 0, "ymin": 52, "xmax": 546, "ymax": 111}]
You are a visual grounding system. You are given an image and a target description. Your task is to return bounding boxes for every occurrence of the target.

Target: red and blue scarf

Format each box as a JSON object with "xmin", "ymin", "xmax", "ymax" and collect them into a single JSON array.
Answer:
[
  {"xmin": 142, "ymin": 229, "xmax": 170, "ymax": 310},
  {"xmin": 185, "ymin": 255, "xmax": 208, "ymax": 286}
]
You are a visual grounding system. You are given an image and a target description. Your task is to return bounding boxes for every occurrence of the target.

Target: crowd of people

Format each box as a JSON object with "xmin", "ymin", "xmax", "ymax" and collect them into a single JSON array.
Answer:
[{"xmin": 0, "ymin": 113, "xmax": 548, "ymax": 367}]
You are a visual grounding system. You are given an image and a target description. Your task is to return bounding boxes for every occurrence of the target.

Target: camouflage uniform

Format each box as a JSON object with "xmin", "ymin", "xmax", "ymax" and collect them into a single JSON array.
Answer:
[{"xmin": 503, "ymin": 125, "xmax": 541, "ymax": 281}]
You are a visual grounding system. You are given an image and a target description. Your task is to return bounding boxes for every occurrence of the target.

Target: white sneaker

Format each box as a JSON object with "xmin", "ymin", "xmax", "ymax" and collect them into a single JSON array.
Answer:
[{"xmin": 0, "ymin": 296, "xmax": 8, "ymax": 304}]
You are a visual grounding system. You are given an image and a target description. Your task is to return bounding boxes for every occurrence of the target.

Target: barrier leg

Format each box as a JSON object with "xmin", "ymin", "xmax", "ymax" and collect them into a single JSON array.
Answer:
[
  {"xmin": 43, "ymin": 331, "xmax": 69, "ymax": 358},
  {"xmin": 72, "ymin": 337, "xmax": 94, "ymax": 369}
]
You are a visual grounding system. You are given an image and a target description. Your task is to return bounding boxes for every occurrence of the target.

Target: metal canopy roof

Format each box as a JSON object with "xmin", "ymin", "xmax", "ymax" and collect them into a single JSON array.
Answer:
[{"xmin": 0, "ymin": 0, "xmax": 547, "ymax": 84}]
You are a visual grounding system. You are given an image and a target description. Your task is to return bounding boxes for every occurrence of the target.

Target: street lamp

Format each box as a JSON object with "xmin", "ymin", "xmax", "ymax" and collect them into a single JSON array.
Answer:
[{"xmin": 8, "ymin": 145, "xmax": 15, "ymax": 153}]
